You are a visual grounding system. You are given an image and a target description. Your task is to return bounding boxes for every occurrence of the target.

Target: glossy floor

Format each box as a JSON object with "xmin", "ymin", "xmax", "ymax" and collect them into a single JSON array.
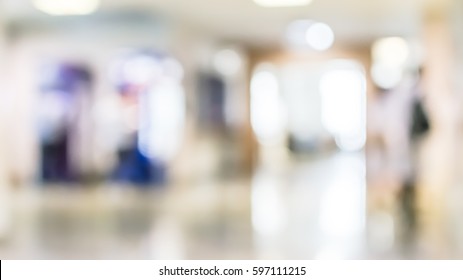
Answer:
[{"xmin": 1, "ymin": 133, "xmax": 463, "ymax": 259}]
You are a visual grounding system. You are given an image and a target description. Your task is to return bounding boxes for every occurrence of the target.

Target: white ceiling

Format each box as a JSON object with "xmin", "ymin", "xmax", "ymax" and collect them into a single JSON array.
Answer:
[{"xmin": 2, "ymin": 0, "xmax": 445, "ymax": 47}]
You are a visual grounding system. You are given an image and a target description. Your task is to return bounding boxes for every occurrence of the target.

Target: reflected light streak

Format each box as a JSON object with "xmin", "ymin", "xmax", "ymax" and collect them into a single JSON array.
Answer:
[
  {"xmin": 317, "ymin": 152, "xmax": 366, "ymax": 259},
  {"xmin": 319, "ymin": 153, "xmax": 366, "ymax": 237},
  {"xmin": 251, "ymin": 170, "xmax": 287, "ymax": 237},
  {"xmin": 149, "ymin": 216, "xmax": 186, "ymax": 259}
]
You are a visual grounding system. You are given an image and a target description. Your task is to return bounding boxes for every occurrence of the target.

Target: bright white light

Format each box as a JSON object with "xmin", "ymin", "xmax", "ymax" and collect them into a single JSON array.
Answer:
[
  {"xmin": 213, "ymin": 49, "xmax": 242, "ymax": 77},
  {"xmin": 253, "ymin": 0, "xmax": 312, "ymax": 7},
  {"xmin": 138, "ymin": 83, "xmax": 185, "ymax": 162},
  {"xmin": 136, "ymin": 57, "xmax": 185, "ymax": 162},
  {"xmin": 371, "ymin": 37, "xmax": 410, "ymax": 89},
  {"xmin": 251, "ymin": 69, "xmax": 287, "ymax": 146},
  {"xmin": 281, "ymin": 64, "xmax": 323, "ymax": 143},
  {"xmin": 319, "ymin": 153, "xmax": 366, "ymax": 237},
  {"xmin": 33, "ymin": 0, "xmax": 100, "ymax": 16},
  {"xmin": 371, "ymin": 63, "xmax": 404, "ymax": 89},
  {"xmin": 320, "ymin": 64, "xmax": 366, "ymax": 151},
  {"xmin": 372, "ymin": 37, "xmax": 410, "ymax": 68},
  {"xmin": 286, "ymin": 20, "xmax": 334, "ymax": 51},
  {"xmin": 320, "ymin": 184, "xmax": 364, "ymax": 236},
  {"xmin": 305, "ymin": 22, "xmax": 335, "ymax": 51}
]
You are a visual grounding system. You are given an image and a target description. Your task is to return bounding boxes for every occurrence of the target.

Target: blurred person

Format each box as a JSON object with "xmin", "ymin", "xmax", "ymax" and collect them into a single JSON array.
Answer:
[
  {"xmin": 370, "ymin": 68, "xmax": 429, "ymax": 186},
  {"xmin": 110, "ymin": 51, "xmax": 187, "ymax": 186},
  {"xmin": 196, "ymin": 73, "xmax": 234, "ymax": 178},
  {"xmin": 111, "ymin": 84, "xmax": 161, "ymax": 185},
  {"xmin": 369, "ymin": 67, "xmax": 430, "ymax": 255},
  {"xmin": 38, "ymin": 63, "xmax": 94, "ymax": 183}
]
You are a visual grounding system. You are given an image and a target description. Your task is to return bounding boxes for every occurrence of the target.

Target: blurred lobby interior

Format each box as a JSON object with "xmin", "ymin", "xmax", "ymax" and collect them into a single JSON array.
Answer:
[{"xmin": 1, "ymin": 0, "xmax": 463, "ymax": 259}]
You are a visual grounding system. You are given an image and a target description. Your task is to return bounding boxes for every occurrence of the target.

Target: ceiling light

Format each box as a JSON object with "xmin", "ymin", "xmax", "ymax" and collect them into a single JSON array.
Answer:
[
  {"xmin": 253, "ymin": 0, "xmax": 312, "ymax": 8},
  {"xmin": 305, "ymin": 22, "xmax": 334, "ymax": 51},
  {"xmin": 372, "ymin": 37, "xmax": 410, "ymax": 67},
  {"xmin": 33, "ymin": 0, "xmax": 100, "ymax": 16},
  {"xmin": 286, "ymin": 20, "xmax": 335, "ymax": 51}
]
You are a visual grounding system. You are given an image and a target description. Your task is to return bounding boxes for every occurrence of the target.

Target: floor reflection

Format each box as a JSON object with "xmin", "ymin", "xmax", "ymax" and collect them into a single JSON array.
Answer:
[{"xmin": 1, "ymin": 142, "xmax": 463, "ymax": 259}]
